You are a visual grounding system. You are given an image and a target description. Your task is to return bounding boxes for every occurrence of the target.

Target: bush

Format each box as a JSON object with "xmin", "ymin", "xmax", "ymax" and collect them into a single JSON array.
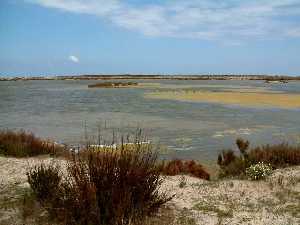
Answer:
[
  {"xmin": 159, "ymin": 159, "xmax": 210, "ymax": 180},
  {"xmin": 54, "ymin": 162, "xmax": 100, "ymax": 225},
  {"xmin": 217, "ymin": 150, "xmax": 237, "ymax": 167},
  {"xmin": 217, "ymin": 150, "xmax": 246, "ymax": 178},
  {"xmin": 27, "ymin": 164, "xmax": 61, "ymax": 202},
  {"xmin": 217, "ymin": 139, "xmax": 300, "ymax": 178},
  {"xmin": 236, "ymin": 138, "xmax": 249, "ymax": 155},
  {"xmin": 0, "ymin": 130, "xmax": 66, "ymax": 157},
  {"xmin": 27, "ymin": 143, "xmax": 171, "ymax": 225},
  {"xmin": 217, "ymin": 139, "xmax": 251, "ymax": 178},
  {"xmin": 249, "ymin": 143, "xmax": 300, "ymax": 168},
  {"xmin": 246, "ymin": 162, "xmax": 272, "ymax": 180}
]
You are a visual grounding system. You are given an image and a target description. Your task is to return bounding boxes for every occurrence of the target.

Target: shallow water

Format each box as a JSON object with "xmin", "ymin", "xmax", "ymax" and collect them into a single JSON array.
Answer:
[{"xmin": 1, "ymin": 79, "xmax": 300, "ymax": 162}]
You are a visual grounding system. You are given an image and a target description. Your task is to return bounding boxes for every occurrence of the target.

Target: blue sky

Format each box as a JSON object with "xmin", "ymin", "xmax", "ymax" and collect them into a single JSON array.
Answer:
[{"xmin": 1, "ymin": 0, "xmax": 300, "ymax": 76}]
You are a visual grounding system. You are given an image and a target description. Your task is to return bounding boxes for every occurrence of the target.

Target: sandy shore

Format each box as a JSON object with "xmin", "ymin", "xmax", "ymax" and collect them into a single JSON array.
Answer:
[
  {"xmin": 0, "ymin": 156, "xmax": 299, "ymax": 225},
  {"xmin": 145, "ymin": 90, "xmax": 300, "ymax": 109}
]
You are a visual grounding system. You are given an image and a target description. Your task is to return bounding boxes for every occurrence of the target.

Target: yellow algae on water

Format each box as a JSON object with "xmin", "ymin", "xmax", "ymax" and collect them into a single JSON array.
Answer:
[
  {"xmin": 137, "ymin": 83, "xmax": 161, "ymax": 88},
  {"xmin": 145, "ymin": 90, "xmax": 300, "ymax": 109}
]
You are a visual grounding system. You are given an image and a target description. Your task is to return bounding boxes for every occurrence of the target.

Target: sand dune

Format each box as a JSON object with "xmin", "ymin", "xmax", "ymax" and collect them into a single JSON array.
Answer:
[{"xmin": 1, "ymin": 156, "xmax": 299, "ymax": 225}]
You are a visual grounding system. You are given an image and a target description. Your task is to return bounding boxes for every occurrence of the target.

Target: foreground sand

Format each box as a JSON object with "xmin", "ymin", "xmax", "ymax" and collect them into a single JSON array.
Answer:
[
  {"xmin": 0, "ymin": 156, "xmax": 299, "ymax": 225},
  {"xmin": 145, "ymin": 90, "xmax": 300, "ymax": 109}
]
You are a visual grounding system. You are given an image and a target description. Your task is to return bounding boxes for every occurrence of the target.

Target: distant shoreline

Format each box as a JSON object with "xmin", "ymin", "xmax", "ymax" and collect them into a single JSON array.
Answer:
[{"xmin": 1, "ymin": 74, "xmax": 300, "ymax": 81}]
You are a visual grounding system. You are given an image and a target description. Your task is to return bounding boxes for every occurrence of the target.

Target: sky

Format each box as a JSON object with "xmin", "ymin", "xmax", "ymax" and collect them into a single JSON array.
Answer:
[{"xmin": 0, "ymin": 0, "xmax": 300, "ymax": 76}]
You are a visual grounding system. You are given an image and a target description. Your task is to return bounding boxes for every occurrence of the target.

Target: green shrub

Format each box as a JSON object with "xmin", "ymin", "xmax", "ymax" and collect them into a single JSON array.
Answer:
[
  {"xmin": 246, "ymin": 162, "xmax": 272, "ymax": 180},
  {"xmin": 217, "ymin": 153, "xmax": 246, "ymax": 178}
]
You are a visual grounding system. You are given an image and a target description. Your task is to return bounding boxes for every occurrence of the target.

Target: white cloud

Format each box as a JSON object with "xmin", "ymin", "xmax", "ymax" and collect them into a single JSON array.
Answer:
[
  {"xmin": 69, "ymin": 55, "xmax": 79, "ymax": 63},
  {"xmin": 25, "ymin": 0, "xmax": 300, "ymax": 41}
]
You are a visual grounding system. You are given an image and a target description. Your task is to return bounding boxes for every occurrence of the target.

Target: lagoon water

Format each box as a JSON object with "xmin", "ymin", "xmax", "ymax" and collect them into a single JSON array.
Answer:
[{"xmin": 1, "ymin": 79, "xmax": 300, "ymax": 162}]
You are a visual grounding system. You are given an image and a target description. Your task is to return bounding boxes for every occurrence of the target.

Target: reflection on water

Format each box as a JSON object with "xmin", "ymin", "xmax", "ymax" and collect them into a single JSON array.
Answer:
[{"xmin": 1, "ymin": 79, "xmax": 300, "ymax": 161}]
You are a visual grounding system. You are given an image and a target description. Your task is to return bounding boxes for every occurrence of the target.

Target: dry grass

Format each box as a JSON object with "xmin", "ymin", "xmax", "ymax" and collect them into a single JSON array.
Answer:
[
  {"xmin": 249, "ymin": 143, "xmax": 300, "ymax": 168},
  {"xmin": 0, "ymin": 130, "xmax": 67, "ymax": 157},
  {"xmin": 158, "ymin": 159, "xmax": 210, "ymax": 180}
]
